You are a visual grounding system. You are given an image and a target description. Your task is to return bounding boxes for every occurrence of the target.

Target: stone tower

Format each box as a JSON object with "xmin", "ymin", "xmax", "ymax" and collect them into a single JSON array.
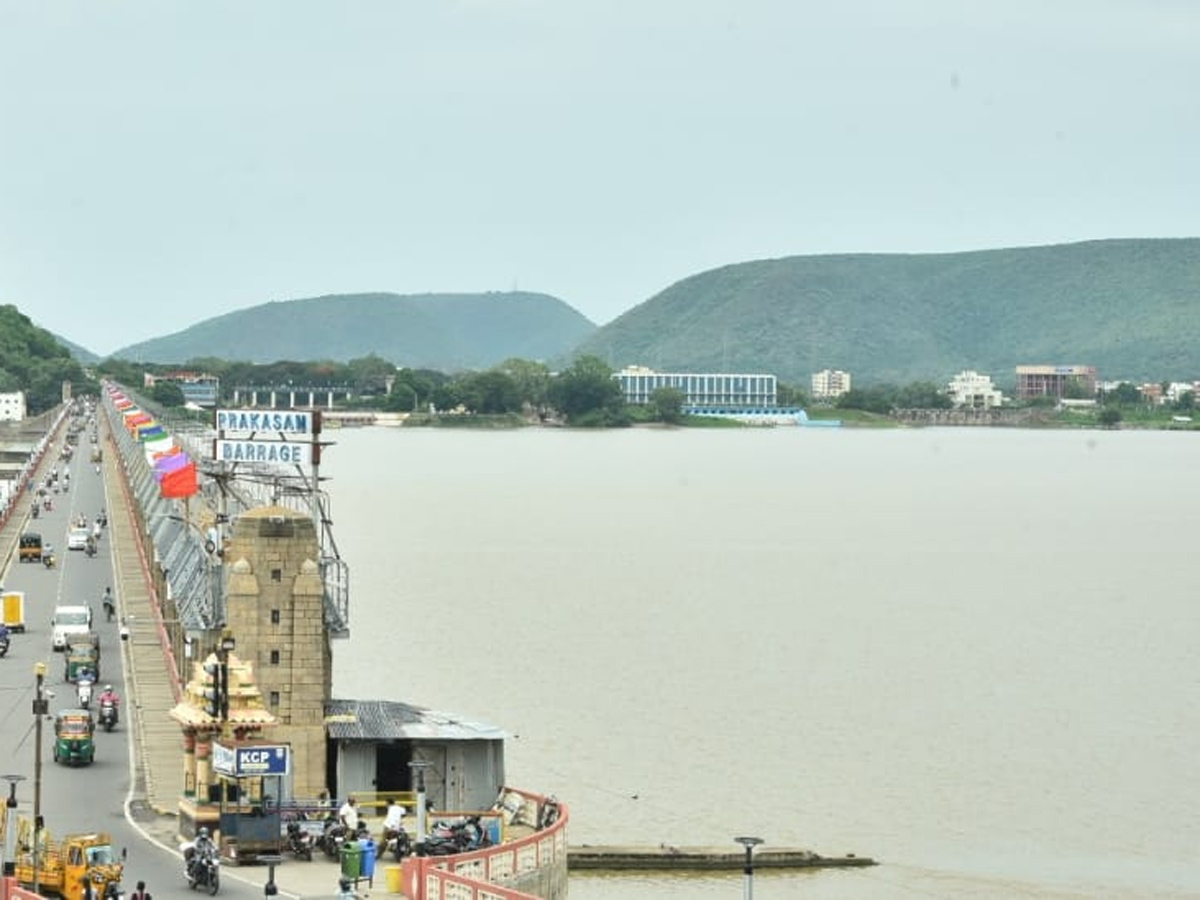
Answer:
[{"xmin": 223, "ymin": 505, "xmax": 330, "ymax": 797}]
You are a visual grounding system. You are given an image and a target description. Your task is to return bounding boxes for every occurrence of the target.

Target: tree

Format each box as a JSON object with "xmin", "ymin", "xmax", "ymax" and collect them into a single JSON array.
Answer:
[
  {"xmin": 776, "ymin": 382, "xmax": 810, "ymax": 408},
  {"xmin": 495, "ymin": 358, "xmax": 551, "ymax": 411},
  {"xmin": 1173, "ymin": 389, "xmax": 1195, "ymax": 412},
  {"xmin": 548, "ymin": 355, "xmax": 626, "ymax": 425},
  {"xmin": 455, "ymin": 371, "xmax": 521, "ymax": 414},
  {"xmin": 1097, "ymin": 406, "xmax": 1122, "ymax": 428},
  {"xmin": 151, "ymin": 380, "xmax": 188, "ymax": 408},
  {"xmin": 649, "ymin": 387, "xmax": 685, "ymax": 423},
  {"xmin": 1103, "ymin": 382, "xmax": 1142, "ymax": 407},
  {"xmin": 836, "ymin": 386, "xmax": 895, "ymax": 414}
]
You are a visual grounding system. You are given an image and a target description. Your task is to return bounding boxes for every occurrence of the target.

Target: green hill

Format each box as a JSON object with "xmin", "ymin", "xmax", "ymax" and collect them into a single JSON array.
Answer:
[
  {"xmin": 111, "ymin": 291, "xmax": 597, "ymax": 369},
  {"xmin": 573, "ymin": 238, "xmax": 1200, "ymax": 386}
]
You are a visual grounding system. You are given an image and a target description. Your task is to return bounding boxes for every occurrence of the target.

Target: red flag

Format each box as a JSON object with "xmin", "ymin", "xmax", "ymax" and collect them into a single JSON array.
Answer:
[{"xmin": 160, "ymin": 461, "xmax": 199, "ymax": 499}]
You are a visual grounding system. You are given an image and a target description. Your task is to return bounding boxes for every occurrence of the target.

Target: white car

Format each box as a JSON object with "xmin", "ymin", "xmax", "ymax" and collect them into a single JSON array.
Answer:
[
  {"xmin": 67, "ymin": 528, "xmax": 90, "ymax": 550},
  {"xmin": 51, "ymin": 605, "xmax": 93, "ymax": 651}
]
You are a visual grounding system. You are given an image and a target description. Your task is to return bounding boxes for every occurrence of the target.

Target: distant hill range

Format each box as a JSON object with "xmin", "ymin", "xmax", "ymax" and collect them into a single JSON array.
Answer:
[
  {"xmin": 110, "ymin": 292, "xmax": 597, "ymax": 371},
  {"xmin": 98, "ymin": 239, "xmax": 1200, "ymax": 385},
  {"xmin": 576, "ymin": 237, "xmax": 1200, "ymax": 385}
]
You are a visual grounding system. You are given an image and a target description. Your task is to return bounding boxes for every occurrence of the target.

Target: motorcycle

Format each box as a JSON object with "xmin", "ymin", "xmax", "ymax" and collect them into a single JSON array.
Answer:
[
  {"xmin": 383, "ymin": 825, "xmax": 413, "ymax": 862},
  {"xmin": 419, "ymin": 816, "xmax": 490, "ymax": 856},
  {"xmin": 31, "ymin": 504, "xmax": 39, "ymax": 519},
  {"xmin": 185, "ymin": 845, "xmax": 220, "ymax": 894},
  {"xmin": 43, "ymin": 551, "xmax": 56, "ymax": 569},
  {"xmin": 0, "ymin": 634, "xmax": 9, "ymax": 658},
  {"xmin": 99, "ymin": 699, "xmax": 118, "ymax": 732},
  {"xmin": 319, "ymin": 817, "xmax": 347, "ymax": 860},
  {"xmin": 285, "ymin": 820, "xmax": 315, "ymax": 861},
  {"xmin": 77, "ymin": 678, "xmax": 94, "ymax": 709}
]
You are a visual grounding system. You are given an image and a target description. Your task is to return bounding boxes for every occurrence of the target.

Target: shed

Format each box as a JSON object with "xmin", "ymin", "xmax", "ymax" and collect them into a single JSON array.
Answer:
[{"xmin": 325, "ymin": 699, "xmax": 506, "ymax": 812}]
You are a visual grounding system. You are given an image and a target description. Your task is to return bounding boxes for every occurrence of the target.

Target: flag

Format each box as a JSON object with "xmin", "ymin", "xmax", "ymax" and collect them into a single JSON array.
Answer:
[{"xmin": 160, "ymin": 461, "xmax": 198, "ymax": 499}]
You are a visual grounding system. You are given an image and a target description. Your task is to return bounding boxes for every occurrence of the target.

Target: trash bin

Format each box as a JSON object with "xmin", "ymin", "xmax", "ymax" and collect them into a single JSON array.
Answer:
[
  {"xmin": 384, "ymin": 865, "xmax": 403, "ymax": 894},
  {"xmin": 341, "ymin": 841, "xmax": 362, "ymax": 880},
  {"xmin": 359, "ymin": 838, "xmax": 377, "ymax": 880}
]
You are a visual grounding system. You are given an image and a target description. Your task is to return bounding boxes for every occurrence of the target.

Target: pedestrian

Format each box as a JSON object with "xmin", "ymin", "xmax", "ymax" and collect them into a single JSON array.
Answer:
[
  {"xmin": 129, "ymin": 879, "xmax": 152, "ymax": 900},
  {"xmin": 338, "ymin": 796, "xmax": 359, "ymax": 832}
]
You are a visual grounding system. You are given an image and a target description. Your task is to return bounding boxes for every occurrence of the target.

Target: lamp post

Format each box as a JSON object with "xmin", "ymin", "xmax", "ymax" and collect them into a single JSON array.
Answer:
[
  {"xmin": 407, "ymin": 761, "xmax": 432, "ymax": 846},
  {"xmin": 734, "ymin": 836, "xmax": 763, "ymax": 900},
  {"xmin": 33, "ymin": 662, "xmax": 49, "ymax": 895},
  {"xmin": 2, "ymin": 774, "xmax": 25, "ymax": 876}
]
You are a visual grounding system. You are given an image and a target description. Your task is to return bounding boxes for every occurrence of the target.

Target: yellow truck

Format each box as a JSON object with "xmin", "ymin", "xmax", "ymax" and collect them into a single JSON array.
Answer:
[{"xmin": 11, "ymin": 827, "xmax": 124, "ymax": 900}]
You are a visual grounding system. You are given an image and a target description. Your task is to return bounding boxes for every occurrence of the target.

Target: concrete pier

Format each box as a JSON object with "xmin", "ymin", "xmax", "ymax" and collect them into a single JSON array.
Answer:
[{"xmin": 567, "ymin": 845, "xmax": 875, "ymax": 871}]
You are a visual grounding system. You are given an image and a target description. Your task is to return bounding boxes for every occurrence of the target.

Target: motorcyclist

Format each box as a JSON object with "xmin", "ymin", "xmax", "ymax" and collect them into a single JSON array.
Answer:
[
  {"xmin": 0, "ymin": 622, "xmax": 10, "ymax": 653},
  {"xmin": 194, "ymin": 826, "xmax": 217, "ymax": 865},
  {"xmin": 98, "ymin": 684, "xmax": 120, "ymax": 711}
]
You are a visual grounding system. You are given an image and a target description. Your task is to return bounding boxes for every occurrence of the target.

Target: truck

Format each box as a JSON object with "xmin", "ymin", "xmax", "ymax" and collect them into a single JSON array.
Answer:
[{"xmin": 11, "ymin": 826, "xmax": 124, "ymax": 900}]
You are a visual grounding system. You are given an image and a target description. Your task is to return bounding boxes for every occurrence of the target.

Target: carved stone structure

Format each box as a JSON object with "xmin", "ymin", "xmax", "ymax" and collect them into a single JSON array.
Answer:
[{"xmin": 222, "ymin": 505, "xmax": 331, "ymax": 798}]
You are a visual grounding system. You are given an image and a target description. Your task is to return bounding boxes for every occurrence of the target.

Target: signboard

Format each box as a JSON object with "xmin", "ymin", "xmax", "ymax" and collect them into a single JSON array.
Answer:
[
  {"xmin": 213, "ymin": 742, "xmax": 291, "ymax": 777},
  {"xmin": 215, "ymin": 439, "xmax": 312, "ymax": 466},
  {"xmin": 216, "ymin": 409, "xmax": 314, "ymax": 438}
]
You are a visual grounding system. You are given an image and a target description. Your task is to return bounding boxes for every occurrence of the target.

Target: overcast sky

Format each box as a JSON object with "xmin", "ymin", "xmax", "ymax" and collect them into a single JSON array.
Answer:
[{"xmin": 1, "ymin": 1, "xmax": 1196, "ymax": 357}]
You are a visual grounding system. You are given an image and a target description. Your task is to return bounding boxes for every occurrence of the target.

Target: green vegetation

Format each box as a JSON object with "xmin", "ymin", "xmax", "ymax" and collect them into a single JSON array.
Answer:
[
  {"xmin": 569, "ymin": 238, "xmax": 1200, "ymax": 385},
  {"xmin": 0, "ymin": 305, "xmax": 96, "ymax": 413},
  {"xmin": 109, "ymin": 291, "xmax": 596, "ymax": 371}
]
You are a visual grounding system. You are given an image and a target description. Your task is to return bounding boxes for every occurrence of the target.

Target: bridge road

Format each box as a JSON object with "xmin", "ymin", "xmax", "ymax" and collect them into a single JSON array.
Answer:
[{"xmin": 0, "ymin": 417, "xmax": 284, "ymax": 899}]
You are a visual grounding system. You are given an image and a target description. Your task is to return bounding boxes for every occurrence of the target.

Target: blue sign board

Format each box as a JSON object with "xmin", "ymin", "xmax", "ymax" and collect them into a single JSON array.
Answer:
[{"xmin": 214, "ymin": 742, "xmax": 291, "ymax": 777}]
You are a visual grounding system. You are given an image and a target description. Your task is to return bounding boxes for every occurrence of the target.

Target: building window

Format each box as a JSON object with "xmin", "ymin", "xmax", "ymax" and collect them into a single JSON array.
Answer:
[
  {"xmin": 269, "ymin": 691, "xmax": 280, "ymax": 707},
  {"xmin": 271, "ymin": 568, "xmax": 282, "ymax": 582},
  {"xmin": 270, "ymin": 609, "xmax": 280, "ymax": 624},
  {"xmin": 270, "ymin": 649, "xmax": 280, "ymax": 665}
]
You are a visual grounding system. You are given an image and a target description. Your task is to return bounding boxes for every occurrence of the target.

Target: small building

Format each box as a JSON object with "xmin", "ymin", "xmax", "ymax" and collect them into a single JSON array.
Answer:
[
  {"xmin": 144, "ymin": 371, "xmax": 221, "ymax": 407},
  {"xmin": 325, "ymin": 699, "xmax": 506, "ymax": 813},
  {"xmin": 613, "ymin": 366, "xmax": 777, "ymax": 407},
  {"xmin": 946, "ymin": 371, "xmax": 1004, "ymax": 409},
  {"xmin": 0, "ymin": 392, "xmax": 27, "ymax": 422},
  {"xmin": 1015, "ymin": 365, "xmax": 1097, "ymax": 400},
  {"xmin": 811, "ymin": 369, "xmax": 851, "ymax": 400}
]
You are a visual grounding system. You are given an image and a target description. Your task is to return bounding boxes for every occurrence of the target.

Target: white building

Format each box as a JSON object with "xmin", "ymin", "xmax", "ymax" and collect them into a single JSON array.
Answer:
[
  {"xmin": 0, "ymin": 392, "xmax": 27, "ymax": 422},
  {"xmin": 614, "ymin": 366, "xmax": 777, "ymax": 407},
  {"xmin": 946, "ymin": 371, "xmax": 1004, "ymax": 409},
  {"xmin": 811, "ymin": 370, "xmax": 851, "ymax": 399}
]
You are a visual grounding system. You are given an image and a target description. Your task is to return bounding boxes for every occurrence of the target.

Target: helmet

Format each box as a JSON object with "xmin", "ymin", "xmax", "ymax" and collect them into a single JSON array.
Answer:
[
  {"xmin": 199, "ymin": 827, "xmax": 209, "ymax": 838},
  {"xmin": 105, "ymin": 685, "xmax": 113, "ymax": 692}
]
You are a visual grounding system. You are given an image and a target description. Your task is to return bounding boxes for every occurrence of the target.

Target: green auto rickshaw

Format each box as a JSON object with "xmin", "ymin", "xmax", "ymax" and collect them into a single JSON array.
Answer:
[
  {"xmin": 53, "ymin": 709, "xmax": 95, "ymax": 766},
  {"xmin": 65, "ymin": 634, "xmax": 101, "ymax": 683}
]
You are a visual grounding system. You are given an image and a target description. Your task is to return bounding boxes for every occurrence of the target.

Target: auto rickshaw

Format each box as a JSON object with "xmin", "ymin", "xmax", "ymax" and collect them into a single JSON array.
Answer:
[
  {"xmin": 65, "ymin": 634, "xmax": 101, "ymax": 683},
  {"xmin": 53, "ymin": 710, "xmax": 95, "ymax": 766}
]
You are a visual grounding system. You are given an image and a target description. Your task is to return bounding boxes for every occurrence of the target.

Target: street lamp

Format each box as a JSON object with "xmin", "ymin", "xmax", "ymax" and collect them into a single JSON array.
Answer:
[
  {"xmin": 407, "ymin": 761, "xmax": 432, "ymax": 846},
  {"xmin": 32, "ymin": 662, "xmax": 49, "ymax": 895},
  {"xmin": 2, "ymin": 774, "xmax": 25, "ymax": 876},
  {"xmin": 734, "ymin": 836, "xmax": 764, "ymax": 900}
]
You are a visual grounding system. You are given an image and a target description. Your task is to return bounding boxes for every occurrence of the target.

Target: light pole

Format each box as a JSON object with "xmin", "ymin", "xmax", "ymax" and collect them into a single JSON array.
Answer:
[
  {"xmin": 32, "ymin": 662, "xmax": 49, "ymax": 895},
  {"xmin": 734, "ymin": 836, "xmax": 763, "ymax": 900},
  {"xmin": 2, "ymin": 774, "xmax": 25, "ymax": 876},
  {"xmin": 407, "ymin": 761, "xmax": 432, "ymax": 847}
]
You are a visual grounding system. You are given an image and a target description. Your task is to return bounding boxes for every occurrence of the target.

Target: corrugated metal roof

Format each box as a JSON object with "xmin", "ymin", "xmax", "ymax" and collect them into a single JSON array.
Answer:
[{"xmin": 325, "ymin": 699, "xmax": 506, "ymax": 742}]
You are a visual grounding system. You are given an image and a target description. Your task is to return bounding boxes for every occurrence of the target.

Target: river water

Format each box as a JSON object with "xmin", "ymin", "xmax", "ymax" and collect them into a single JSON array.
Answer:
[{"xmin": 322, "ymin": 426, "xmax": 1199, "ymax": 899}]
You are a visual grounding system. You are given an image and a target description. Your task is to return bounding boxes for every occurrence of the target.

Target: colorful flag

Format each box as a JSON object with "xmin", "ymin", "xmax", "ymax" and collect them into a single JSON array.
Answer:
[{"xmin": 160, "ymin": 461, "xmax": 199, "ymax": 499}]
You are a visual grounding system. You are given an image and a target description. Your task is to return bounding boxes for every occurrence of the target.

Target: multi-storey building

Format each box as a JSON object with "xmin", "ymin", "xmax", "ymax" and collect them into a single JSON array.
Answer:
[
  {"xmin": 811, "ymin": 369, "xmax": 852, "ymax": 399},
  {"xmin": 0, "ymin": 392, "xmax": 26, "ymax": 421},
  {"xmin": 614, "ymin": 366, "xmax": 777, "ymax": 407},
  {"xmin": 1015, "ymin": 365, "xmax": 1097, "ymax": 400},
  {"xmin": 946, "ymin": 371, "xmax": 1004, "ymax": 409},
  {"xmin": 144, "ymin": 371, "xmax": 221, "ymax": 407}
]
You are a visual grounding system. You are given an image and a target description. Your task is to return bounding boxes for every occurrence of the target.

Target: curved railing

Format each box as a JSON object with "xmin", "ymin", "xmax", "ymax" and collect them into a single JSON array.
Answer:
[{"xmin": 399, "ymin": 789, "xmax": 569, "ymax": 900}]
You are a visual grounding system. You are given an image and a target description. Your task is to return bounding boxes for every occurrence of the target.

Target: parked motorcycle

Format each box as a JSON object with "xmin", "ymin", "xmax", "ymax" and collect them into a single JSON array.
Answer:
[
  {"xmin": 319, "ymin": 816, "xmax": 347, "ymax": 860},
  {"xmin": 383, "ymin": 826, "xmax": 413, "ymax": 862},
  {"xmin": 99, "ymin": 699, "xmax": 118, "ymax": 732},
  {"xmin": 419, "ymin": 816, "xmax": 490, "ymax": 856},
  {"xmin": 285, "ymin": 820, "xmax": 315, "ymax": 861}
]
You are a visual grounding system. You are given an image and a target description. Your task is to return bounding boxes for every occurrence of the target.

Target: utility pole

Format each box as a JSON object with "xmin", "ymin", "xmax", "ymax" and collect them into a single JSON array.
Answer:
[{"xmin": 32, "ymin": 662, "xmax": 49, "ymax": 896}]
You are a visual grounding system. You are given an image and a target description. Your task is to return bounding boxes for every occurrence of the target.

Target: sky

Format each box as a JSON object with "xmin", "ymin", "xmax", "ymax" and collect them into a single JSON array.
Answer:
[{"xmin": 1, "ymin": 1, "xmax": 1197, "ymax": 357}]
